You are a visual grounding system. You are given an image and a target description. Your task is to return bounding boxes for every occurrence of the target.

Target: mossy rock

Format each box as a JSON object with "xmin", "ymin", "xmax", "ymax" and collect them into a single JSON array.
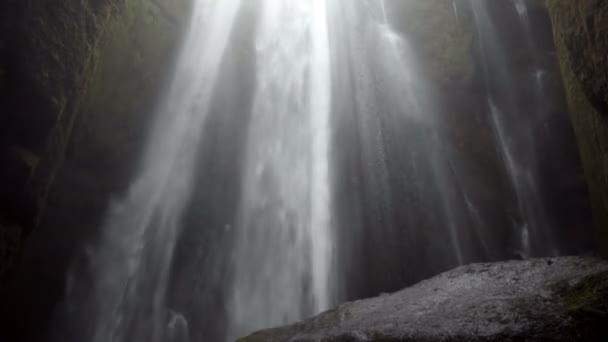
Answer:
[
  {"xmin": 554, "ymin": 271, "xmax": 608, "ymax": 339},
  {"xmin": 389, "ymin": 0, "xmax": 475, "ymax": 86},
  {"xmin": 546, "ymin": 0, "xmax": 608, "ymax": 257},
  {"xmin": 75, "ymin": 0, "xmax": 187, "ymax": 191},
  {"xmin": 0, "ymin": 0, "xmax": 190, "ymax": 286},
  {"xmin": 563, "ymin": 271, "xmax": 608, "ymax": 315},
  {"xmin": 546, "ymin": 0, "xmax": 608, "ymax": 116}
]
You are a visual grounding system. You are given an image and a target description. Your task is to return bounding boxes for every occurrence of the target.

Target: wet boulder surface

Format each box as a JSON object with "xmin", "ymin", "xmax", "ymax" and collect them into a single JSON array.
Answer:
[
  {"xmin": 241, "ymin": 256, "xmax": 608, "ymax": 341},
  {"xmin": 546, "ymin": 0, "xmax": 608, "ymax": 256}
]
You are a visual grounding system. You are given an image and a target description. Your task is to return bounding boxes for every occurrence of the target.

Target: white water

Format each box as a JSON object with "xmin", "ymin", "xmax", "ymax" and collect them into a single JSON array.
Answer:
[
  {"xmin": 488, "ymin": 99, "xmax": 532, "ymax": 258},
  {"xmin": 227, "ymin": 0, "xmax": 334, "ymax": 338},
  {"xmin": 85, "ymin": 1, "xmax": 241, "ymax": 341},
  {"xmin": 380, "ymin": 0, "xmax": 389, "ymax": 24},
  {"xmin": 373, "ymin": 4, "xmax": 465, "ymax": 265},
  {"xmin": 470, "ymin": 0, "xmax": 556, "ymax": 257},
  {"xmin": 514, "ymin": 0, "xmax": 529, "ymax": 27},
  {"xmin": 61, "ymin": 1, "xmax": 576, "ymax": 341},
  {"xmin": 452, "ymin": 0, "xmax": 460, "ymax": 23}
]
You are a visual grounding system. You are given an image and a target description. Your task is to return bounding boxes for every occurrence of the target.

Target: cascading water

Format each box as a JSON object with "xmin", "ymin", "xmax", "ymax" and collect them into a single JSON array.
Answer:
[
  {"xmin": 53, "ymin": 1, "xmax": 592, "ymax": 341},
  {"xmin": 74, "ymin": 1, "xmax": 242, "ymax": 341},
  {"xmin": 329, "ymin": 0, "xmax": 488, "ymax": 298},
  {"xmin": 226, "ymin": 0, "xmax": 334, "ymax": 338},
  {"xmin": 370, "ymin": 14, "xmax": 468, "ymax": 266},
  {"xmin": 66, "ymin": 0, "xmax": 335, "ymax": 341},
  {"xmin": 469, "ymin": 0, "xmax": 556, "ymax": 258},
  {"xmin": 509, "ymin": 0, "xmax": 569, "ymax": 258},
  {"xmin": 514, "ymin": 0, "xmax": 529, "ymax": 27}
]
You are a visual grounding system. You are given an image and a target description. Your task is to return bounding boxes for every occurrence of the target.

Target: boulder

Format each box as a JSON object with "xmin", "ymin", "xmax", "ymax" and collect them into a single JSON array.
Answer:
[
  {"xmin": 546, "ymin": 0, "xmax": 608, "ymax": 256},
  {"xmin": 241, "ymin": 257, "xmax": 608, "ymax": 341}
]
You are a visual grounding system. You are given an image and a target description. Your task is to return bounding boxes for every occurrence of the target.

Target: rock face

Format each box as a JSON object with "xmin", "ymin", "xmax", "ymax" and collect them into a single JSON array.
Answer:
[
  {"xmin": 241, "ymin": 257, "xmax": 608, "ymax": 341},
  {"xmin": 0, "ymin": 0, "xmax": 192, "ymax": 340},
  {"xmin": 0, "ymin": 0, "xmax": 117, "ymax": 282},
  {"xmin": 0, "ymin": 0, "xmax": 191, "ymax": 279},
  {"xmin": 388, "ymin": 0, "xmax": 474, "ymax": 86},
  {"xmin": 546, "ymin": 0, "xmax": 608, "ymax": 257},
  {"xmin": 546, "ymin": 0, "xmax": 608, "ymax": 116}
]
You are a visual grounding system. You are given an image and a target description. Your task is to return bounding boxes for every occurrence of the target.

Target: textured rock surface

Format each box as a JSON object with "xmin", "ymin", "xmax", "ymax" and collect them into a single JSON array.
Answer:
[
  {"xmin": 0, "ymin": 0, "xmax": 123, "ymax": 284},
  {"xmin": 389, "ymin": 0, "xmax": 474, "ymax": 86},
  {"xmin": 546, "ymin": 0, "xmax": 608, "ymax": 256},
  {"xmin": 0, "ymin": 0, "xmax": 191, "ymax": 340},
  {"xmin": 546, "ymin": 0, "xmax": 608, "ymax": 116},
  {"xmin": 0, "ymin": 0, "xmax": 192, "ymax": 282},
  {"xmin": 241, "ymin": 257, "xmax": 608, "ymax": 341}
]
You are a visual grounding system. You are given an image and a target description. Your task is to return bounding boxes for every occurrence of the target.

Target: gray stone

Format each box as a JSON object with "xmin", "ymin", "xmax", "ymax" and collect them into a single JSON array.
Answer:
[{"xmin": 241, "ymin": 257, "xmax": 608, "ymax": 341}]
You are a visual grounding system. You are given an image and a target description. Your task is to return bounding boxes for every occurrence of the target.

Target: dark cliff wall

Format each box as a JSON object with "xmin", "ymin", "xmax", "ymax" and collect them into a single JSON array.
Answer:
[
  {"xmin": 546, "ymin": 0, "xmax": 608, "ymax": 257},
  {"xmin": 0, "ymin": 0, "xmax": 126, "ymax": 285},
  {"xmin": 0, "ymin": 0, "xmax": 191, "ymax": 340}
]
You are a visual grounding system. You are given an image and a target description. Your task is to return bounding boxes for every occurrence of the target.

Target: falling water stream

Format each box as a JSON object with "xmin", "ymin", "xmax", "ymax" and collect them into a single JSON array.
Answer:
[
  {"xmin": 226, "ymin": 0, "xmax": 333, "ymax": 338},
  {"xmin": 470, "ymin": 0, "xmax": 556, "ymax": 257},
  {"xmin": 59, "ymin": 1, "xmax": 588, "ymax": 341},
  {"xmin": 83, "ymin": 1, "xmax": 242, "ymax": 341}
]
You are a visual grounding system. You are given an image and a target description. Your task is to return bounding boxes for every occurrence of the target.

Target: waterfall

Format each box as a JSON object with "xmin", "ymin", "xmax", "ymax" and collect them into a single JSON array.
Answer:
[
  {"xmin": 370, "ymin": 1, "xmax": 469, "ymax": 266},
  {"xmin": 326, "ymin": 0, "xmax": 478, "ymax": 298},
  {"xmin": 452, "ymin": 1, "xmax": 460, "ymax": 23},
  {"xmin": 512, "ymin": 0, "xmax": 559, "ymax": 257},
  {"xmin": 514, "ymin": 0, "xmax": 529, "ymax": 27},
  {"xmin": 80, "ymin": 1, "xmax": 242, "ymax": 341},
  {"xmin": 54, "ymin": 1, "xmax": 588, "ymax": 341},
  {"xmin": 226, "ymin": 0, "xmax": 334, "ymax": 338},
  {"xmin": 380, "ymin": 0, "xmax": 389, "ymax": 24},
  {"xmin": 469, "ymin": 0, "xmax": 556, "ymax": 257}
]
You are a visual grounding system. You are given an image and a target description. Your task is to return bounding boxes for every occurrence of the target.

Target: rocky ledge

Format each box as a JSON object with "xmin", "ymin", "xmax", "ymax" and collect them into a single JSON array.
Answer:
[{"xmin": 241, "ymin": 256, "xmax": 608, "ymax": 341}]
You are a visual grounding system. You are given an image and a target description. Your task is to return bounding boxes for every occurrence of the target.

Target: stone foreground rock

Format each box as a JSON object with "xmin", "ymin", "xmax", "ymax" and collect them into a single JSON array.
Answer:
[{"xmin": 240, "ymin": 257, "xmax": 608, "ymax": 341}]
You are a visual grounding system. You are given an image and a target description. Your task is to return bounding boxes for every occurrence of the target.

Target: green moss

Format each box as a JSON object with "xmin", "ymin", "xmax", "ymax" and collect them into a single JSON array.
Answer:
[
  {"xmin": 546, "ymin": 0, "xmax": 608, "ymax": 114},
  {"xmin": 563, "ymin": 271, "xmax": 608, "ymax": 315},
  {"xmin": 66, "ymin": 0, "xmax": 187, "ymax": 198},
  {"xmin": 391, "ymin": 0, "xmax": 474, "ymax": 85},
  {"xmin": 84, "ymin": 0, "xmax": 180, "ymax": 137},
  {"xmin": 1, "ymin": 0, "xmax": 187, "ymax": 284},
  {"xmin": 546, "ymin": 0, "xmax": 608, "ymax": 257},
  {"xmin": 143, "ymin": 11, "xmax": 156, "ymax": 25},
  {"xmin": 553, "ymin": 271, "xmax": 608, "ymax": 339},
  {"xmin": 0, "ymin": 0, "xmax": 186, "ymax": 285}
]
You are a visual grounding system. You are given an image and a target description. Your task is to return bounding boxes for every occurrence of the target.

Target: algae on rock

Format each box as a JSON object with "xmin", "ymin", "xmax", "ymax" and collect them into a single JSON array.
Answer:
[
  {"xmin": 545, "ymin": 0, "xmax": 608, "ymax": 115},
  {"xmin": 0, "ymin": 0, "xmax": 191, "ymax": 284},
  {"xmin": 390, "ymin": 0, "xmax": 475, "ymax": 86},
  {"xmin": 546, "ymin": 0, "xmax": 608, "ymax": 257},
  {"xmin": 0, "ymin": 0, "xmax": 123, "ymax": 283}
]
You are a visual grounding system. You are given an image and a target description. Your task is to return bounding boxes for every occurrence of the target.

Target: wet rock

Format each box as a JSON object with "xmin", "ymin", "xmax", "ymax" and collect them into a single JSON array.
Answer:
[
  {"xmin": 0, "ymin": 224, "xmax": 21, "ymax": 282},
  {"xmin": 546, "ymin": 0, "xmax": 608, "ymax": 256},
  {"xmin": 546, "ymin": 0, "xmax": 608, "ymax": 116},
  {"xmin": 388, "ymin": 0, "xmax": 474, "ymax": 86},
  {"xmin": 0, "ymin": 0, "xmax": 123, "ymax": 286},
  {"xmin": 241, "ymin": 257, "xmax": 608, "ymax": 341},
  {"xmin": 0, "ymin": 0, "xmax": 192, "ymax": 340}
]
